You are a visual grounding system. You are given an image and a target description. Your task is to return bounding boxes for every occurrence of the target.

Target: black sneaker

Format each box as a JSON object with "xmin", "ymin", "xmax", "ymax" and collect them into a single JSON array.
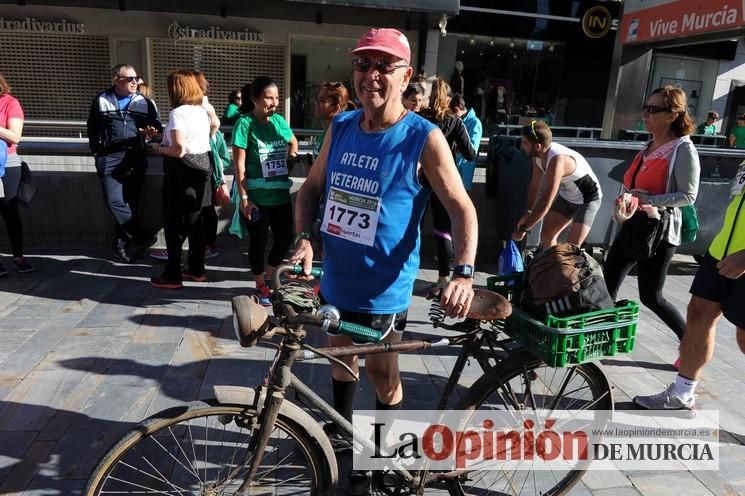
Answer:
[
  {"xmin": 14, "ymin": 257, "xmax": 34, "ymax": 273},
  {"xmin": 0, "ymin": 263, "xmax": 7, "ymax": 277},
  {"xmin": 347, "ymin": 470, "xmax": 371, "ymax": 496},
  {"xmin": 130, "ymin": 235, "xmax": 158, "ymax": 260},
  {"xmin": 323, "ymin": 423, "xmax": 352, "ymax": 453},
  {"xmin": 112, "ymin": 239, "xmax": 132, "ymax": 263}
]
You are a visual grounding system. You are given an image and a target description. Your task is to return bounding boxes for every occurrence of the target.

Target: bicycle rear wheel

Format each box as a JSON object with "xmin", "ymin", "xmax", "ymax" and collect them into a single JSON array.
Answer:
[
  {"xmin": 85, "ymin": 400, "xmax": 334, "ymax": 495},
  {"xmin": 447, "ymin": 360, "xmax": 612, "ymax": 496}
]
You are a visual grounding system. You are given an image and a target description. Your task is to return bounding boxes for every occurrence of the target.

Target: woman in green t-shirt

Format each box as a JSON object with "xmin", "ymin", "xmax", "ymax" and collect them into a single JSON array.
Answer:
[
  {"xmin": 222, "ymin": 89, "xmax": 242, "ymax": 125},
  {"xmin": 231, "ymin": 76, "xmax": 298, "ymax": 305}
]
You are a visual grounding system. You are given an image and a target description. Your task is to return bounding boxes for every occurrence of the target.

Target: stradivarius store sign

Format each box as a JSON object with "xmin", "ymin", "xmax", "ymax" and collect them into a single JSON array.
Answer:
[
  {"xmin": 0, "ymin": 17, "xmax": 84, "ymax": 33},
  {"xmin": 168, "ymin": 20, "xmax": 263, "ymax": 42}
]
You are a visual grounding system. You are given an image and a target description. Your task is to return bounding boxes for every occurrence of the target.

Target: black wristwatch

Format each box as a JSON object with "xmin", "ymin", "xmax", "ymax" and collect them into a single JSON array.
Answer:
[{"xmin": 452, "ymin": 264, "xmax": 475, "ymax": 279}]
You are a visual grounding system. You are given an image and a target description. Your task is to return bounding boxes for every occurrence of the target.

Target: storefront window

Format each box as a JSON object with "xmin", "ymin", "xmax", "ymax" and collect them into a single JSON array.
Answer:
[
  {"xmin": 290, "ymin": 35, "xmax": 358, "ymax": 129},
  {"xmin": 648, "ymin": 54, "xmax": 718, "ymax": 128},
  {"xmin": 447, "ymin": 34, "xmax": 563, "ymax": 128}
]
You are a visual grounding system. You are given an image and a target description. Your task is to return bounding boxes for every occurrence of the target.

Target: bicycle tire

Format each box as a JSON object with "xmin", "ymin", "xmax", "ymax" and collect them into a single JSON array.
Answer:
[
  {"xmin": 446, "ymin": 361, "xmax": 612, "ymax": 496},
  {"xmin": 84, "ymin": 400, "xmax": 334, "ymax": 495}
]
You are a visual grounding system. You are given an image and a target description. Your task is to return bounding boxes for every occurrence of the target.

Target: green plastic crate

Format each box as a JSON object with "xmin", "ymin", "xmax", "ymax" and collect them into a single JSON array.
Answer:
[{"xmin": 486, "ymin": 274, "xmax": 639, "ymax": 367}]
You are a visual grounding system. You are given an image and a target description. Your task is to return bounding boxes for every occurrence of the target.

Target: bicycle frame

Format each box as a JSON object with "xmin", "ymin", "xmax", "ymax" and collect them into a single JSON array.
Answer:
[{"xmin": 235, "ymin": 301, "xmax": 526, "ymax": 493}]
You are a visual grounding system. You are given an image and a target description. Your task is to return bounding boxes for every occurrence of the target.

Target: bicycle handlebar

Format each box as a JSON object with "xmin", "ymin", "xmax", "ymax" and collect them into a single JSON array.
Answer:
[
  {"xmin": 287, "ymin": 310, "xmax": 383, "ymax": 344},
  {"xmin": 328, "ymin": 319, "xmax": 383, "ymax": 344},
  {"xmin": 268, "ymin": 263, "xmax": 382, "ymax": 344},
  {"xmin": 272, "ymin": 263, "xmax": 324, "ymax": 289}
]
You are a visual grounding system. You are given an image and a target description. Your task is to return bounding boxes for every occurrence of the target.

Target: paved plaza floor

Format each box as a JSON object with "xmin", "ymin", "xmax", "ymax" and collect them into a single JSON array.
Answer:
[{"xmin": 0, "ymin": 246, "xmax": 743, "ymax": 495}]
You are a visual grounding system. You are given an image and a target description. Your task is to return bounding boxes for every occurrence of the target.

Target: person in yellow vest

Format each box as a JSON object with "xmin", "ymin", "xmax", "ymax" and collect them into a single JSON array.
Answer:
[{"xmin": 634, "ymin": 160, "xmax": 745, "ymax": 410}]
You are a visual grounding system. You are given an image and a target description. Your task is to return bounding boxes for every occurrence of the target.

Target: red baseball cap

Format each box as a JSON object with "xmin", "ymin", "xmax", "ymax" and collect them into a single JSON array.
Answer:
[{"xmin": 349, "ymin": 28, "xmax": 411, "ymax": 64}]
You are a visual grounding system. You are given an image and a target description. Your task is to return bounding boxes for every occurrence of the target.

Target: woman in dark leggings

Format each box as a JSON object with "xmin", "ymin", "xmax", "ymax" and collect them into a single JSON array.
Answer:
[
  {"xmin": 149, "ymin": 70, "xmax": 212, "ymax": 289},
  {"xmin": 420, "ymin": 78, "xmax": 477, "ymax": 285},
  {"xmin": 231, "ymin": 77, "xmax": 298, "ymax": 305},
  {"xmin": 604, "ymin": 85, "xmax": 700, "ymax": 367},
  {"xmin": 0, "ymin": 73, "xmax": 32, "ymax": 275}
]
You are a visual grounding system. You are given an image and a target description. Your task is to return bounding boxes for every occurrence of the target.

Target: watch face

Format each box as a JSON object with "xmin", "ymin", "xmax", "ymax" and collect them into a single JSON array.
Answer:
[{"xmin": 454, "ymin": 264, "xmax": 474, "ymax": 278}]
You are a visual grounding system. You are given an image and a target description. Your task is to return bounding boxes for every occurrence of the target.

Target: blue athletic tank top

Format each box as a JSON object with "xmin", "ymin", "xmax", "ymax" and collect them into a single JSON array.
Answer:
[{"xmin": 320, "ymin": 109, "xmax": 436, "ymax": 313}]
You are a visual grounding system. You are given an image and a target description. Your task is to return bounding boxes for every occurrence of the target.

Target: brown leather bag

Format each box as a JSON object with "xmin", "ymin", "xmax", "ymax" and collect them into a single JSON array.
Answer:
[{"xmin": 522, "ymin": 242, "xmax": 614, "ymax": 320}]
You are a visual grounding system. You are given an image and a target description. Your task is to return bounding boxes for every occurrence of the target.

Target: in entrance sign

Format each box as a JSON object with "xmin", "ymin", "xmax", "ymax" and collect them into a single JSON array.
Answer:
[{"xmin": 582, "ymin": 6, "xmax": 618, "ymax": 39}]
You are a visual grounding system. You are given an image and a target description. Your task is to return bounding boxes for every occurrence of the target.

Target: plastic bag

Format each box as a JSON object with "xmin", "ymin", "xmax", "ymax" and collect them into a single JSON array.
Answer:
[
  {"xmin": 498, "ymin": 240, "xmax": 524, "ymax": 276},
  {"xmin": 612, "ymin": 192, "xmax": 639, "ymax": 224}
]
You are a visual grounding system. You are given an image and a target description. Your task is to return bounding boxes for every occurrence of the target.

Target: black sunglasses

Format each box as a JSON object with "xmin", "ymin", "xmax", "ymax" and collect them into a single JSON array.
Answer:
[
  {"xmin": 352, "ymin": 58, "xmax": 408, "ymax": 74},
  {"xmin": 642, "ymin": 104, "xmax": 672, "ymax": 114},
  {"xmin": 117, "ymin": 76, "xmax": 139, "ymax": 83}
]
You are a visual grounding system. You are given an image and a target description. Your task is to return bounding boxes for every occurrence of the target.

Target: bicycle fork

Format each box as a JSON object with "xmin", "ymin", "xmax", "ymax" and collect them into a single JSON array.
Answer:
[{"xmin": 236, "ymin": 340, "xmax": 300, "ymax": 493}]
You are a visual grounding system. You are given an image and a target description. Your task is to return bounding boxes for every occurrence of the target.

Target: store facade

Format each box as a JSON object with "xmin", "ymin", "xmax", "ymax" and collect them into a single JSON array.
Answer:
[
  {"xmin": 608, "ymin": 0, "xmax": 745, "ymax": 138},
  {"xmin": 429, "ymin": 0, "xmax": 621, "ymax": 128},
  {"xmin": 0, "ymin": 1, "xmax": 455, "ymax": 127}
]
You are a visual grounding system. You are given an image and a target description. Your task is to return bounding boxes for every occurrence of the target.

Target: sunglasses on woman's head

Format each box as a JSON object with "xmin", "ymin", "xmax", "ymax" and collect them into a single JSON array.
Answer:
[
  {"xmin": 642, "ymin": 104, "xmax": 672, "ymax": 114},
  {"xmin": 352, "ymin": 58, "xmax": 408, "ymax": 74}
]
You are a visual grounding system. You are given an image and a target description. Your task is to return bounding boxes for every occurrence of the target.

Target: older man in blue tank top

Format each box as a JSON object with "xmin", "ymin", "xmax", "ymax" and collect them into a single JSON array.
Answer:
[{"xmin": 292, "ymin": 28, "xmax": 478, "ymax": 483}]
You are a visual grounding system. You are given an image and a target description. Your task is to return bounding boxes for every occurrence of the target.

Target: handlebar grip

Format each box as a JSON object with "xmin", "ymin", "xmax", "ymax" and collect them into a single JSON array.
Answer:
[
  {"xmin": 337, "ymin": 321, "xmax": 383, "ymax": 343},
  {"xmin": 288, "ymin": 264, "xmax": 324, "ymax": 279}
]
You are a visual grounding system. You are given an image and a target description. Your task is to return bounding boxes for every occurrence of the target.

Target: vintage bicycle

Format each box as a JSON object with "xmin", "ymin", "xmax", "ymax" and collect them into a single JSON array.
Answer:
[{"xmin": 85, "ymin": 264, "xmax": 631, "ymax": 495}]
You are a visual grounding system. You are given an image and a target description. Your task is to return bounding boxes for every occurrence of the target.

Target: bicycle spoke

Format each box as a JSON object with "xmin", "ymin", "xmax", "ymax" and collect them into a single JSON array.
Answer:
[
  {"xmin": 113, "ymin": 459, "xmax": 190, "ymax": 494},
  {"xmin": 103, "ymin": 474, "xmax": 185, "ymax": 495}
]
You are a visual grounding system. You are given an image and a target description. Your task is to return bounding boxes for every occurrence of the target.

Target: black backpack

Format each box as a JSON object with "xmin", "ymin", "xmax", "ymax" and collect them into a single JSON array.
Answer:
[{"xmin": 521, "ymin": 243, "xmax": 614, "ymax": 321}]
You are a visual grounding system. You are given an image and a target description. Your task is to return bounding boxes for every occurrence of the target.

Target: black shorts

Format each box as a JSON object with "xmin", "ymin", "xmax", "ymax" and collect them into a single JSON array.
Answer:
[{"xmin": 690, "ymin": 253, "xmax": 745, "ymax": 329}]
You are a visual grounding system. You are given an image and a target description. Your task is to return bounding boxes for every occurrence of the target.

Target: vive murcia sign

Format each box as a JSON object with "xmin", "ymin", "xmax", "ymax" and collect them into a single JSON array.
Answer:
[{"xmin": 168, "ymin": 21, "xmax": 263, "ymax": 42}]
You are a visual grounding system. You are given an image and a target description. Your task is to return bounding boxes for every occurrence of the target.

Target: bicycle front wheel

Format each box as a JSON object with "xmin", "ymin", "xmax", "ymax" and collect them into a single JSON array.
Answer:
[
  {"xmin": 85, "ymin": 400, "xmax": 334, "ymax": 495},
  {"xmin": 447, "ymin": 361, "xmax": 612, "ymax": 496}
]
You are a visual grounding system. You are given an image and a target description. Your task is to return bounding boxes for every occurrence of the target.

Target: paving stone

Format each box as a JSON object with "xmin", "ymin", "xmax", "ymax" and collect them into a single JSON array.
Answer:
[
  {"xmin": 628, "ymin": 471, "xmax": 715, "ymax": 496},
  {"xmin": 592, "ymin": 488, "xmax": 643, "ymax": 496},
  {"xmin": 19, "ymin": 477, "xmax": 86, "ymax": 495},
  {"xmin": 0, "ymin": 369, "xmax": 90, "ymax": 432},
  {"xmin": 566, "ymin": 482, "xmax": 593, "ymax": 495},
  {"xmin": 0, "ymin": 440, "xmax": 55, "ymax": 494},
  {"xmin": 0, "ymin": 379, "xmax": 20, "ymax": 401},
  {"xmin": 580, "ymin": 469, "xmax": 633, "ymax": 489},
  {"xmin": 0, "ymin": 314, "xmax": 89, "ymax": 380}
]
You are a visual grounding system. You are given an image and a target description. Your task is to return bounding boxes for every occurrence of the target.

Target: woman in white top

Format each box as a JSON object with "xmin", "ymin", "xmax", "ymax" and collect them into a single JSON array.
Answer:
[{"xmin": 150, "ymin": 69, "xmax": 212, "ymax": 289}]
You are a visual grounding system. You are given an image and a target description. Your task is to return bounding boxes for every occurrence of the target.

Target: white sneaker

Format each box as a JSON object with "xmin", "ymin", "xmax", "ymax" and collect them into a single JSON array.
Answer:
[{"xmin": 633, "ymin": 384, "xmax": 695, "ymax": 410}]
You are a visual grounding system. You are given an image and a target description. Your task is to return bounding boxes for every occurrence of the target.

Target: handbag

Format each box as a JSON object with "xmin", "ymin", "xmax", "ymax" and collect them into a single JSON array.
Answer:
[
  {"xmin": 680, "ymin": 204, "xmax": 699, "ymax": 244},
  {"xmin": 616, "ymin": 152, "xmax": 669, "ymax": 260},
  {"xmin": 181, "ymin": 152, "xmax": 213, "ymax": 177},
  {"xmin": 618, "ymin": 210, "xmax": 670, "ymax": 260},
  {"xmin": 16, "ymin": 161, "xmax": 37, "ymax": 207}
]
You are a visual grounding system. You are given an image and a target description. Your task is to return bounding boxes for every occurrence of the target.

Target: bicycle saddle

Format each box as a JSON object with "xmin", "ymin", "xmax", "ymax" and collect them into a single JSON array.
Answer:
[{"xmin": 467, "ymin": 289, "xmax": 512, "ymax": 320}]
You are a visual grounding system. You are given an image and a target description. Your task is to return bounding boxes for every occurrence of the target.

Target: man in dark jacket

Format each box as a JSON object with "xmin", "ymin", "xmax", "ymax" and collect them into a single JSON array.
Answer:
[{"xmin": 87, "ymin": 64, "xmax": 162, "ymax": 262}]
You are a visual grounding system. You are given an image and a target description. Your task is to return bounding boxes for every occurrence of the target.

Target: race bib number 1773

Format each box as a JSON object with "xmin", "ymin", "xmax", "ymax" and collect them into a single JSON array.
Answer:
[{"xmin": 321, "ymin": 187, "xmax": 380, "ymax": 246}]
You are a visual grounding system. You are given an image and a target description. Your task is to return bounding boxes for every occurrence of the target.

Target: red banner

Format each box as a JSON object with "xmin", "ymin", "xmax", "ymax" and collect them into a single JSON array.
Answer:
[{"xmin": 620, "ymin": 0, "xmax": 745, "ymax": 44}]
